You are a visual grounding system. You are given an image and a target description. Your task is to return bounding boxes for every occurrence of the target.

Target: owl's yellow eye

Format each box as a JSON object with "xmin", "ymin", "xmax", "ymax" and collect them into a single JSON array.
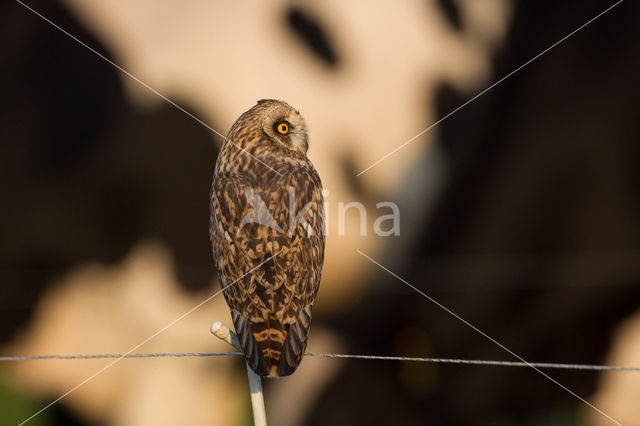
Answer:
[{"xmin": 276, "ymin": 122, "xmax": 289, "ymax": 135}]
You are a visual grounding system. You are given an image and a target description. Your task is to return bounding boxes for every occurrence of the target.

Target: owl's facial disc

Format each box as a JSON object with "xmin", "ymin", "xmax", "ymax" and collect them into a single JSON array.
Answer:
[{"xmin": 263, "ymin": 106, "xmax": 309, "ymax": 154}]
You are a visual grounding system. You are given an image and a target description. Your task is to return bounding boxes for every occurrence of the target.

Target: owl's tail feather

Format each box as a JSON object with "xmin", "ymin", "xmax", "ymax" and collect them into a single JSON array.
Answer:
[
  {"xmin": 231, "ymin": 305, "xmax": 313, "ymax": 377},
  {"xmin": 231, "ymin": 309, "xmax": 269, "ymax": 375},
  {"xmin": 276, "ymin": 305, "xmax": 313, "ymax": 376}
]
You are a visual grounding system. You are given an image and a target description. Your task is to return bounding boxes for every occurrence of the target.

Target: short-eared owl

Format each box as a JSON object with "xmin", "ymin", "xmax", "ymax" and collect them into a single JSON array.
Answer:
[{"xmin": 210, "ymin": 99, "xmax": 325, "ymax": 377}]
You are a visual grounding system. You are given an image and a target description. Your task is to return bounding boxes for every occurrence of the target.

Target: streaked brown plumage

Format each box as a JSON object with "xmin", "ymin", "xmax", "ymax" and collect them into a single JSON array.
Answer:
[{"xmin": 210, "ymin": 99, "xmax": 324, "ymax": 377}]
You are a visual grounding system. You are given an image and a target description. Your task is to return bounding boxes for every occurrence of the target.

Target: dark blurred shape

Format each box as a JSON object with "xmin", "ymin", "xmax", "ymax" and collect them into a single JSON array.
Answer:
[
  {"xmin": 435, "ymin": 0, "xmax": 462, "ymax": 30},
  {"xmin": 312, "ymin": 1, "xmax": 640, "ymax": 425},
  {"xmin": 1, "ymin": 0, "xmax": 122, "ymax": 346},
  {"xmin": 0, "ymin": 0, "xmax": 218, "ymax": 353},
  {"xmin": 285, "ymin": 6, "xmax": 340, "ymax": 67},
  {"xmin": 49, "ymin": 404, "xmax": 100, "ymax": 426},
  {"xmin": 392, "ymin": 326, "xmax": 438, "ymax": 399},
  {"xmin": 339, "ymin": 150, "xmax": 368, "ymax": 201}
]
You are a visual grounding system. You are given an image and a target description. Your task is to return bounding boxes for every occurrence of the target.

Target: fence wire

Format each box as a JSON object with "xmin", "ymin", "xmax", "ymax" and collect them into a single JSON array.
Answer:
[{"xmin": 1, "ymin": 352, "xmax": 638, "ymax": 372}]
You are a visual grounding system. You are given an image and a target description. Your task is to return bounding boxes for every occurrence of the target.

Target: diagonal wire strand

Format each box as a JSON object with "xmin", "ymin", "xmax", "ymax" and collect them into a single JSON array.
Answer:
[
  {"xmin": 356, "ymin": 0, "xmax": 625, "ymax": 176},
  {"xmin": 356, "ymin": 249, "xmax": 623, "ymax": 425},
  {"xmin": 13, "ymin": 0, "xmax": 282, "ymax": 176},
  {"xmin": 15, "ymin": 251, "xmax": 282, "ymax": 426}
]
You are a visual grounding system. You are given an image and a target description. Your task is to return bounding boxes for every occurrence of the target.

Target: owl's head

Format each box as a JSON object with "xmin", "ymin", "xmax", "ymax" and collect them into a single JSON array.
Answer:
[{"xmin": 257, "ymin": 99, "xmax": 309, "ymax": 154}]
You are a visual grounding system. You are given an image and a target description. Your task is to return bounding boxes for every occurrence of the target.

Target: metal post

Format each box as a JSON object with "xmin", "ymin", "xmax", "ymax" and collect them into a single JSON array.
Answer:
[{"xmin": 211, "ymin": 321, "xmax": 267, "ymax": 426}]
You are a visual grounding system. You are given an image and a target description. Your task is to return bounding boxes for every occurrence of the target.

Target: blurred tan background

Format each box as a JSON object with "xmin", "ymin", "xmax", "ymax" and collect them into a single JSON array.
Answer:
[{"xmin": 1, "ymin": 0, "xmax": 640, "ymax": 425}]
